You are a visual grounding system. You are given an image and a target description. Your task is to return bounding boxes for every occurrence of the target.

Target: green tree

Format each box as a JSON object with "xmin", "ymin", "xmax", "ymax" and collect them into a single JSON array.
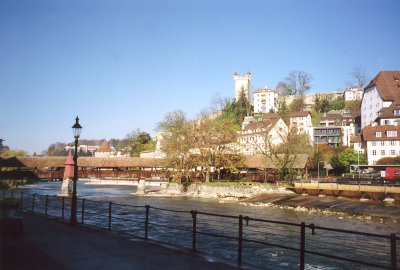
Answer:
[
  {"xmin": 330, "ymin": 148, "xmax": 367, "ymax": 173},
  {"xmin": 313, "ymin": 94, "xmax": 330, "ymax": 113},
  {"xmin": 289, "ymin": 95, "xmax": 306, "ymax": 112},
  {"xmin": 326, "ymin": 96, "xmax": 345, "ymax": 112},
  {"xmin": 345, "ymin": 100, "xmax": 361, "ymax": 111},
  {"xmin": 221, "ymin": 89, "xmax": 253, "ymax": 128},
  {"xmin": 126, "ymin": 129, "xmax": 155, "ymax": 157}
]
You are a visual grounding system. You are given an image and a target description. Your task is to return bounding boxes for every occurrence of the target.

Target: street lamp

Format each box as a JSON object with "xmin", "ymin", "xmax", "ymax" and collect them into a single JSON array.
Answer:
[{"xmin": 70, "ymin": 116, "xmax": 82, "ymax": 225}]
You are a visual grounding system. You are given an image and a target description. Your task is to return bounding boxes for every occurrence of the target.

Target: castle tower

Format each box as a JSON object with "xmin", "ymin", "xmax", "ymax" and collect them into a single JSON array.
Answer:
[{"xmin": 233, "ymin": 71, "xmax": 251, "ymax": 101}]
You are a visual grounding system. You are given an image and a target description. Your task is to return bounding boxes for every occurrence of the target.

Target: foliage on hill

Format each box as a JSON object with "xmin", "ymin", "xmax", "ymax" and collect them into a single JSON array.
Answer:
[{"xmin": 220, "ymin": 89, "xmax": 252, "ymax": 128}]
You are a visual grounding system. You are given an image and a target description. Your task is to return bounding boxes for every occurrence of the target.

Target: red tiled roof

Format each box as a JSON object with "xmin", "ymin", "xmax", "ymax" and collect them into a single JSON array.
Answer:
[
  {"xmin": 350, "ymin": 135, "xmax": 362, "ymax": 143},
  {"xmin": 362, "ymin": 125, "xmax": 400, "ymax": 141},
  {"xmin": 376, "ymin": 99, "xmax": 400, "ymax": 120},
  {"xmin": 243, "ymin": 118, "xmax": 280, "ymax": 133},
  {"xmin": 365, "ymin": 71, "xmax": 400, "ymax": 101}
]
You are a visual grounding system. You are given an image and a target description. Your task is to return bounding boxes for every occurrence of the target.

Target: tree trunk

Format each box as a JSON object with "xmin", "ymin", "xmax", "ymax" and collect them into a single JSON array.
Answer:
[{"xmin": 205, "ymin": 168, "xmax": 210, "ymax": 183}]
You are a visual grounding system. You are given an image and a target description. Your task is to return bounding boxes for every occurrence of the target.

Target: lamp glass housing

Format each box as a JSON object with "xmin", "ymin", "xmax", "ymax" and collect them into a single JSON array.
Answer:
[{"xmin": 72, "ymin": 116, "xmax": 82, "ymax": 138}]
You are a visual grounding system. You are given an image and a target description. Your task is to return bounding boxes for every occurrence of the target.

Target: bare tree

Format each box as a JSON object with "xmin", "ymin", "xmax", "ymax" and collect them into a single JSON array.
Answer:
[
  {"xmin": 276, "ymin": 70, "xmax": 313, "ymax": 96},
  {"xmin": 349, "ymin": 66, "xmax": 367, "ymax": 88}
]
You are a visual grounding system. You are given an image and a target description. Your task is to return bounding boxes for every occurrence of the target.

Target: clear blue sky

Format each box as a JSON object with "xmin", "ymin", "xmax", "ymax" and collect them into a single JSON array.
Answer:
[{"xmin": 1, "ymin": 0, "xmax": 399, "ymax": 154}]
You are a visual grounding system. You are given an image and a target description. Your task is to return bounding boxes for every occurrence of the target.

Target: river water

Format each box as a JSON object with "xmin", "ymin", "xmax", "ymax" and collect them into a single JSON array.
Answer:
[{"xmin": 14, "ymin": 181, "xmax": 400, "ymax": 270}]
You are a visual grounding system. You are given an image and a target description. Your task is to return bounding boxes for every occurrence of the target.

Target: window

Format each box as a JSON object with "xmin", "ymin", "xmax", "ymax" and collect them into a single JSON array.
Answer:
[
  {"xmin": 376, "ymin": 132, "xmax": 382, "ymax": 137},
  {"xmin": 381, "ymin": 141, "xmax": 385, "ymax": 146},
  {"xmin": 390, "ymin": 141, "xmax": 396, "ymax": 146},
  {"xmin": 394, "ymin": 110, "xmax": 400, "ymax": 116},
  {"xmin": 385, "ymin": 120, "xmax": 390, "ymax": 125},
  {"xmin": 371, "ymin": 141, "xmax": 376, "ymax": 146},
  {"xmin": 391, "ymin": 150, "xmax": 396, "ymax": 156},
  {"xmin": 381, "ymin": 150, "xmax": 386, "ymax": 156},
  {"xmin": 387, "ymin": 131, "xmax": 397, "ymax": 137},
  {"xmin": 372, "ymin": 150, "xmax": 377, "ymax": 155},
  {"xmin": 395, "ymin": 171, "xmax": 400, "ymax": 176}
]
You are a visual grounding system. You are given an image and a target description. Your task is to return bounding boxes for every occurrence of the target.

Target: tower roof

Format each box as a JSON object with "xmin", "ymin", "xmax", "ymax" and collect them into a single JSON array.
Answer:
[{"xmin": 97, "ymin": 140, "xmax": 113, "ymax": 152}]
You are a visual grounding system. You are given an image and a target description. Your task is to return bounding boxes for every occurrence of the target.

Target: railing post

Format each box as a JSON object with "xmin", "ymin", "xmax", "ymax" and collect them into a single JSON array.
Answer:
[
  {"xmin": 145, "ymin": 205, "xmax": 150, "ymax": 240},
  {"xmin": 32, "ymin": 194, "xmax": 36, "ymax": 213},
  {"xmin": 20, "ymin": 192, "xmax": 23, "ymax": 210},
  {"xmin": 238, "ymin": 215, "xmax": 243, "ymax": 265},
  {"xmin": 191, "ymin": 210, "xmax": 197, "ymax": 251},
  {"xmin": 300, "ymin": 222, "xmax": 306, "ymax": 270},
  {"xmin": 81, "ymin": 199, "xmax": 85, "ymax": 224},
  {"xmin": 45, "ymin": 195, "xmax": 49, "ymax": 215},
  {"xmin": 108, "ymin": 202, "xmax": 112, "ymax": 231},
  {"xmin": 62, "ymin": 197, "xmax": 65, "ymax": 220},
  {"xmin": 391, "ymin": 233, "xmax": 397, "ymax": 270},
  {"xmin": 11, "ymin": 191, "xmax": 14, "ymax": 198}
]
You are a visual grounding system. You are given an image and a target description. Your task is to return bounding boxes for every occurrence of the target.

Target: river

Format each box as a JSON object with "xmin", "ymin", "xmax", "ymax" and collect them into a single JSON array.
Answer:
[{"xmin": 13, "ymin": 181, "xmax": 400, "ymax": 270}]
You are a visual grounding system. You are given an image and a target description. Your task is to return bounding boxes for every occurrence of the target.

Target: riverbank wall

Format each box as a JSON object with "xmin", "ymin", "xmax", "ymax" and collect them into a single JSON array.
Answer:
[
  {"xmin": 154, "ymin": 183, "xmax": 292, "ymax": 198},
  {"xmin": 294, "ymin": 182, "xmax": 400, "ymax": 201}
]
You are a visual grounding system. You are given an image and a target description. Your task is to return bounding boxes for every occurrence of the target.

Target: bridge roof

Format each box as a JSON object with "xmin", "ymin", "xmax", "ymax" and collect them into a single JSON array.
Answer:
[
  {"xmin": 0, "ymin": 157, "xmax": 163, "ymax": 168},
  {"xmin": 244, "ymin": 154, "xmax": 312, "ymax": 169},
  {"xmin": 0, "ymin": 154, "xmax": 312, "ymax": 170}
]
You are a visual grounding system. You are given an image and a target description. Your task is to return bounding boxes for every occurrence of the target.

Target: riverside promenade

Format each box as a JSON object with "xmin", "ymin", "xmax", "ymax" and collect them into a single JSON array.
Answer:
[{"xmin": 1, "ymin": 212, "xmax": 244, "ymax": 270}]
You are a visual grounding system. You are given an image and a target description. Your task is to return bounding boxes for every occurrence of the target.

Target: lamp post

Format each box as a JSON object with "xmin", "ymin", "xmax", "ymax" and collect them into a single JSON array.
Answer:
[{"xmin": 70, "ymin": 116, "xmax": 82, "ymax": 225}]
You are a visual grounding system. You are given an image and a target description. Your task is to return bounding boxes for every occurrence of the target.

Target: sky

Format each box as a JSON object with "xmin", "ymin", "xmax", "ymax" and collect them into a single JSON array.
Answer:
[{"xmin": 1, "ymin": 0, "xmax": 399, "ymax": 155}]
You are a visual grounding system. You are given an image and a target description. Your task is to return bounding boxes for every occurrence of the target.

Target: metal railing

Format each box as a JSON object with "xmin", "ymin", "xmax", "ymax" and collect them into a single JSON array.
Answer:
[{"xmin": 2, "ymin": 190, "xmax": 399, "ymax": 270}]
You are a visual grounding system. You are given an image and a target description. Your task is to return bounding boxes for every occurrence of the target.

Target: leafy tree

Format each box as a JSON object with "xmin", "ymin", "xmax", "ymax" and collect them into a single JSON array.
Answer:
[
  {"xmin": 313, "ymin": 94, "xmax": 331, "ymax": 113},
  {"xmin": 326, "ymin": 96, "xmax": 345, "ymax": 112},
  {"xmin": 277, "ymin": 98, "xmax": 289, "ymax": 124},
  {"xmin": 345, "ymin": 100, "xmax": 361, "ymax": 111},
  {"xmin": 221, "ymin": 89, "xmax": 253, "ymax": 128},
  {"xmin": 126, "ymin": 129, "xmax": 155, "ymax": 157},
  {"xmin": 330, "ymin": 148, "xmax": 367, "ymax": 173},
  {"xmin": 192, "ymin": 115, "xmax": 244, "ymax": 182},
  {"xmin": 276, "ymin": 70, "xmax": 313, "ymax": 96},
  {"xmin": 289, "ymin": 95, "xmax": 306, "ymax": 112}
]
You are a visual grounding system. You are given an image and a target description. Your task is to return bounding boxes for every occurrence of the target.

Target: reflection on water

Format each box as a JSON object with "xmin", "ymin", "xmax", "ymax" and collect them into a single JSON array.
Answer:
[{"xmin": 15, "ymin": 181, "xmax": 400, "ymax": 270}]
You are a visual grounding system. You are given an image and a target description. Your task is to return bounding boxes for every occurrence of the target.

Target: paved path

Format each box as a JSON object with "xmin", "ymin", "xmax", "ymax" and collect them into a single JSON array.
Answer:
[{"xmin": 1, "ymin": 212, "xmax": 244, "ymax": 270}]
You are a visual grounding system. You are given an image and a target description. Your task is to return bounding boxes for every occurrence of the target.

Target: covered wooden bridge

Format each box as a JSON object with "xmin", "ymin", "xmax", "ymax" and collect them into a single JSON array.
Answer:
[{"xmin": 0, "ymin": 154, "xmax": 312, "ymax": 181}]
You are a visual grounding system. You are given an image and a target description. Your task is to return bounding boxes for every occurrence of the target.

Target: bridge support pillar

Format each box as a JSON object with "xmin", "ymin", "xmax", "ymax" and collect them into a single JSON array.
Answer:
[
  {"xmin": 59, "ymin": 177, "xmax": 72, "ymax": 197},
  {"xmin": 136, "ymin": 179, "xmax": 146, "ymax": 195}
]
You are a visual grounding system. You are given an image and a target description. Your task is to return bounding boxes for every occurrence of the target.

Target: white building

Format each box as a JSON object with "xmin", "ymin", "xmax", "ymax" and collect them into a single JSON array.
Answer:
[
  {"xmin": 239, "ymin": 117, "xmax": 288, "ymax": 156},
  {"xmin": 361, "ymin": 71, "xmax": 400, "ymax": 128},
  {"xmin": 233, "ymin": 71, "xmax": 251, "ymax": 101},
  {"xmin": 253, "ymin": 88, "xmax": 279, "ymax": 113},
  {"xmin": 363, "ymin": 122, "xmax": 400, "ymax": 165},
  {"xmin": 343, "ymin": 87, "xmax": 364, "ymax": 101}
]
